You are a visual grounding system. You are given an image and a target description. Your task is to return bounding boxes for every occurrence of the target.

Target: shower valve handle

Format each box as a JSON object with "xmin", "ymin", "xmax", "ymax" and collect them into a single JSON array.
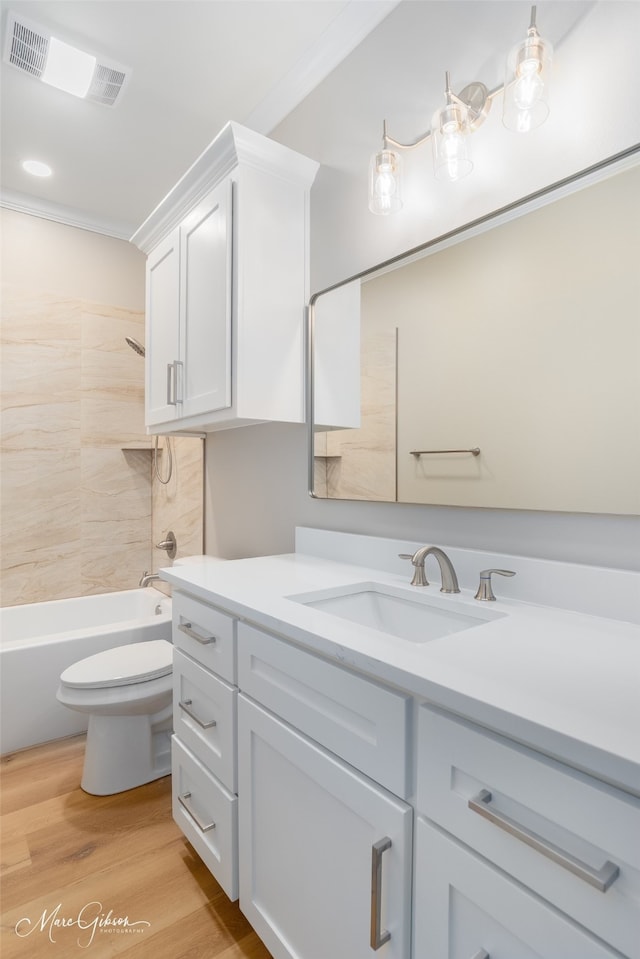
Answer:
[{"xmin": 155, "ymin": 530, "xmax": 177, "ymax": 559}]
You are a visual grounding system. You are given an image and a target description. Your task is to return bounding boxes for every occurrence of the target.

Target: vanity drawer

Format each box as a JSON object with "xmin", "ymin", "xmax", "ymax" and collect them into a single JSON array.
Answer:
[
  {"xmin": 173, "ymin": 649, "xmax": 237, "ymax": 793},
  {"xmin": 172, "ymin": 590, "xmax": 235, "ymax": 683},
  {"xmin": 414, "ymin": 817, "xmax": 620, "ymax": 958},
  {"xmin": 417, "ymin": 705, "xmax": 640, "ymax": 958},
  {"xmin": 237, "ymin": 622, "xmax": 411, "ymax": 798},
  {"xmin": 171, "ymin": 736, "xmax": 238, "ymax": 901}
]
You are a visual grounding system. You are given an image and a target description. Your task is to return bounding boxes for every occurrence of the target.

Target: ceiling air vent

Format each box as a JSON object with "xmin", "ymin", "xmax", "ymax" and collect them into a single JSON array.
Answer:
[
  {"xmin": 6, "ymin": 15, "xmax": 48, "ymax": 77},
  {"xmin": 87, "ymin": 63, "xmax": 128, "ymax": 107},
  {"xmin": 3, "ymin": 11, "xmax": 131, "ymax": 106}
]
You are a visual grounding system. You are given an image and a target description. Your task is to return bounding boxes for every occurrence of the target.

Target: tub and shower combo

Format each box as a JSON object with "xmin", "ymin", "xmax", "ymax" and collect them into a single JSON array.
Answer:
[{"xmin": 0, "ymin": 588, "xmax": 173, "ymax": 766}]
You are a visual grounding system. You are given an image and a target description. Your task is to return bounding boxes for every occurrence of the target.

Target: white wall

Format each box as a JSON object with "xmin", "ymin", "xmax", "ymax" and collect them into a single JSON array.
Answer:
[{"xmin": 204, "ymin": 1, "xmax": 640, "ymax": 570}]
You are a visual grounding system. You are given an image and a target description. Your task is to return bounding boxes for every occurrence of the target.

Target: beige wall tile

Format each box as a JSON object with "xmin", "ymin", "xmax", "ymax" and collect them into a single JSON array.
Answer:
[
  {"xmin": 1, "ymin": 215, "xmax": 204, "ymax": 607},
  {"xmin": 0, "ymin": 448, "xmax": 82, "ymax": 605},
  {"xmin": 152, "ymin": 437, "xmax": 204, "ymax": 585},
  {"xmin": 81, "ymin": 448, "xmax": 152, "ymax": 593}
]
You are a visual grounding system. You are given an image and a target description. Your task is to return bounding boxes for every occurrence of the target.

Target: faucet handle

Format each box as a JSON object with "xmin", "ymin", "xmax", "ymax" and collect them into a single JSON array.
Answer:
[
  {"xmin": 398, "ymin": 552, "xmax": 429, "ymax": 587},
  {"xmin": 475, "ymin": 568, "xmax": 516, "ymax": 602}
]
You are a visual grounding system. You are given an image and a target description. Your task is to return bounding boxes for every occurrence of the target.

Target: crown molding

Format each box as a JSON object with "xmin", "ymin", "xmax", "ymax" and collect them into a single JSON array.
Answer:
[
  {"xmin": 245, "ymin": 0, "xmax": 401, "ymax": 134},
  {"xmin": 0, "ymin": 188, "xmax": 135, "ymax": 240},
  {"xmin": 130, "ymin": 121, "xmax": 319, "ymax": 253}
]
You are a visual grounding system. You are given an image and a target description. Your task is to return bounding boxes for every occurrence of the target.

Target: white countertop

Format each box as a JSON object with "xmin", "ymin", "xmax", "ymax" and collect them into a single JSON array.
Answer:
[{"xmin": 162, "ymin": 545, "xmax": 640, "ymax": 797}]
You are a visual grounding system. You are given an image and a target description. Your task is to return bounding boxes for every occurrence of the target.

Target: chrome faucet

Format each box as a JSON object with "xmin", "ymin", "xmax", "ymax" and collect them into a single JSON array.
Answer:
[
  {"xmin": 139, "ymin": 570, "xmax": 162, "ymax": 588},
  {"xmin": 399, "ymin": 546, "xmax": 460, "ymax": 593}
]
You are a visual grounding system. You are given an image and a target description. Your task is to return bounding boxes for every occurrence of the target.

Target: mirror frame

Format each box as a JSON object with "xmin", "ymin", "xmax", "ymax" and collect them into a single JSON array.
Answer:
[{"xmin": 307, "ymin": 144, "xmax": 640, "ymax": 507}]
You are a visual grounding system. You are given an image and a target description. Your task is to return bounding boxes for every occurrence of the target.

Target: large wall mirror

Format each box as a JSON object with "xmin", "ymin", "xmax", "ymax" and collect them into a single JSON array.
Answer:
[{"xmin": 309, "ymin": 152, "xmax": 640, "ymax": 514}]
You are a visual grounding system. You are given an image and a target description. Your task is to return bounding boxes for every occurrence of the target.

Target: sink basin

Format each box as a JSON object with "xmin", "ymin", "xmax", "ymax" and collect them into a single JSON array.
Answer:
[{"xmin": 289, "ymin": 582, "xmax": 503, "ymax": 644}]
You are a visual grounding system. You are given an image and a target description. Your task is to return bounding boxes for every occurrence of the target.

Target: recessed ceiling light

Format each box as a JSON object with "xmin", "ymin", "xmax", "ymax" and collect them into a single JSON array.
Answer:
[
  {"xmin": 22, "ymin": 159, "xmax": 52, "ymax": 177},
  {"xmin": 41, "ymin": 37, "xmax": 96, "ymax": 98}
]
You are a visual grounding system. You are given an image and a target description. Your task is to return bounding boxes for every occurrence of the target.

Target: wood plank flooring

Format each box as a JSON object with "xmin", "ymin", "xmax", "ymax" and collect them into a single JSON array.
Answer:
[{"xmin": 0, "ymin": 735, "xmax": 273, "ymax": 959}]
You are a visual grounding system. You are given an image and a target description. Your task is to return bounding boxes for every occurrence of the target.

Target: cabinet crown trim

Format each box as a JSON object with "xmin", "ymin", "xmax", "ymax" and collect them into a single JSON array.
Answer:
[{"xmin": 130, "ymin": 120, "xmax": 319, "ymax": 253}]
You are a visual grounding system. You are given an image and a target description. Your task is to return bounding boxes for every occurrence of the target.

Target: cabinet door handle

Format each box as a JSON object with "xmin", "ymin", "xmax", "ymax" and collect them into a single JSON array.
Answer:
[
  {"xmin": 166, "ymin": 362, "xmax": 177, "ymax": 405},
  {"xmin": 471, "ymin": 951, "xmax": 490, "ymax": 959},
  {"xmin": 179, "ymin": 698, "xmax": 217, "ymax": 729},
  {"xmin": 173, "ymin": 360, "xmax": 183, "ymax": 404},
  {"xmin": 370, "ymin": 837, "xmax": 392, "ymax": 950},
  {"xmin": 468, "ymin": 789, "xmax": 620, "ymax": 892},
  {"xmin": 178, "ymin": 622, "xmax": 217, "ymax": 645},
  {"xmin": 178, "ymin": 791, "xmax": 216, "ymax": 833}
]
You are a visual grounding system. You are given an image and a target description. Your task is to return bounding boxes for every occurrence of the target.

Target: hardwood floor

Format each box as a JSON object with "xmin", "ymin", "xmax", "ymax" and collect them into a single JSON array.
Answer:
[{"xmin": 0, "ymin": 735, "xmax": 273, "ymax": 959}]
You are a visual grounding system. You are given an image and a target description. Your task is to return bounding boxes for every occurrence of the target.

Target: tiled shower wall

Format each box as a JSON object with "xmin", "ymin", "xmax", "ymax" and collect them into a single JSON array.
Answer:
[
  {"xmin": 1, "ymin": 213, "xmax": 203, "ymax": 608},
  {"xmin": 1, "ymin": 285, "xmax": 153, "ymax": 605}
]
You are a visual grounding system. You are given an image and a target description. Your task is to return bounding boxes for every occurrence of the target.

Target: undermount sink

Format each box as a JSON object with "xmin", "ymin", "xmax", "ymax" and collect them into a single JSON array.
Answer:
[{"xmin": 288, "ymin": 581, "xmax": 504, "ymax": 644}]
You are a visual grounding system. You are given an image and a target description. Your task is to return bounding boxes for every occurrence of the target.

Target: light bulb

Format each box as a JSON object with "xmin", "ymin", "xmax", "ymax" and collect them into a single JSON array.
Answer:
[
  {"xmin": 514, "ymin": 65, "xmax": 545, "ymax": 110},
  {"xmin": 432, "ymin": 101, "xmax": 472, "ymax": 182}
]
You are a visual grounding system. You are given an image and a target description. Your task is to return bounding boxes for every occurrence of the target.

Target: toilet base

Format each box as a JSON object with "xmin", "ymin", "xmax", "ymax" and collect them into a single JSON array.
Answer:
[{"xmin": 81, "ymin": 707, "xmax": 173, "ymax": 795}]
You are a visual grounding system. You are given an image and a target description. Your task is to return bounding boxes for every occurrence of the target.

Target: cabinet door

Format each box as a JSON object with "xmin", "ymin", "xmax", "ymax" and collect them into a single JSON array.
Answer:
[
  {"xmin": 179, "ymin": 180, "xmax": 232, "ymax": 419},
  {"xmin": 238, "ymin": 695, "xmax": 412, "ymax": 959},
  {"xmin": 146, "ymin": 228, "xmax": 180, "ymax": 426},
  {"xmin": 414, "ymin": 818, "xmax": 620, "ymax": 959}
]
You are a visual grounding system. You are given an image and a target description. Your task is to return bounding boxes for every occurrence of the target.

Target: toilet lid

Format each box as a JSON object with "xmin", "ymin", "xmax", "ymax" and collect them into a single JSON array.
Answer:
[{"xmin": 60, "ymin": 640, "xmax": 173, "ymax": 689}]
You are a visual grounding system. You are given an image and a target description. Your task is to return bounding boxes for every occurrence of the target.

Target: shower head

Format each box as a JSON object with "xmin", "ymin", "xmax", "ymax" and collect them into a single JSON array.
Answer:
[{"xmin": 125, "ymin": 336, "xmax": 145, "ymax": 357}]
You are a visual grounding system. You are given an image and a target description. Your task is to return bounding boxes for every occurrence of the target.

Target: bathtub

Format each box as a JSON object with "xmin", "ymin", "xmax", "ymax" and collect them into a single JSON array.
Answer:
[{"xmin": 0, "ymin": 587, "xmax": 172, "ymax": 756}]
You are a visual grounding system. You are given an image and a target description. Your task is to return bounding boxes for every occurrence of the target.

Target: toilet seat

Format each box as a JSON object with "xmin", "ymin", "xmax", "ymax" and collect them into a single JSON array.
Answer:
[{"xmin": 60, "ymin": 640, "xmax": 173, "ymax": 689}]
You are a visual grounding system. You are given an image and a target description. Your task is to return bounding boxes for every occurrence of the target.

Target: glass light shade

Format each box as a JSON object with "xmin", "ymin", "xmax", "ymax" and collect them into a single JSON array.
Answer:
[
  {"xmin": 41, "ymin": 37, "xmax": 96, "ymax": 98},
  {"xmin": 503, "ymin": 33, "xmax": 552, "ymax": 132},
  {"xmin": 431, "ymin": 101, "xmax": 473, "ymax": 182},
  {"xmin": 368, "ymin": 149, "xmax": 403, "ymax": 215}
]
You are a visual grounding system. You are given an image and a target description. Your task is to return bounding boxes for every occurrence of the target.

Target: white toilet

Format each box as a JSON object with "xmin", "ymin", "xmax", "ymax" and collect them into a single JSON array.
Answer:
[{"xmin": 57, "ymin": 639, "xmax": 174, "ymax": 796}]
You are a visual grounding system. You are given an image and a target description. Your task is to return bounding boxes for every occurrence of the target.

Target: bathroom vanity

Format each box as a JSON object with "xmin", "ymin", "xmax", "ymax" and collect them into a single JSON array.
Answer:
[{"xmin": 162, "ymin": 529, "xmax": 640, "ymax": 959}]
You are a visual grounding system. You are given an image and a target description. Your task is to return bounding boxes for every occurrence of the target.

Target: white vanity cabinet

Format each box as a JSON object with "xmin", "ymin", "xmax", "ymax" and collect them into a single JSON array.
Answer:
[
  {"xmin": 237, "ymin": 623, "xmax": 413, "ymax": 959},
  {"xmin": 414, "ymin": 706, "xmax": 640, "ymax": 959},
  {"xmin": 131, "ymin": 121, "xmax": 318, "ymax": 434},
  {"xmin": 161, "ymin": 535, "xmax": 640, "ymax": 959},
  {"xmin": 170, "ymin": 590, "xmax": 239, "ymax": 900}
]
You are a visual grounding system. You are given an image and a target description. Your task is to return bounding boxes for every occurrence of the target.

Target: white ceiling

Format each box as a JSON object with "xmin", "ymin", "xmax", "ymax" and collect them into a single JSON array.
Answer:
[
  {"xmin": 0, "ymin": 0, "xmax": 398, "ymax": 237},
  {"xmin": 2, "ymin": 0, "xmax": 637, "ymax": 249}
]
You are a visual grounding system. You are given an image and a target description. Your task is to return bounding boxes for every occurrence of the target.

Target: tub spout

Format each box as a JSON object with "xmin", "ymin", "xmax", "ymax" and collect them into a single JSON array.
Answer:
[{"xmin": 139, "ymin": 571, "xmax": 162, "ymax": 588}]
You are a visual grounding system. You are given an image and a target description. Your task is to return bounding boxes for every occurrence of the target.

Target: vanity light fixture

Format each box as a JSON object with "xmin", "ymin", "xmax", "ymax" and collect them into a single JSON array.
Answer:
[{"xmin": 368, "ymin": 5, "xmax": 552, "ymax": 214}]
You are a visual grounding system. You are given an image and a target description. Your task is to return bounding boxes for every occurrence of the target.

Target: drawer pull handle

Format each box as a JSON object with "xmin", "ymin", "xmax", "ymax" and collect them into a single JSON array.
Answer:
[
  {"xmin": 471, "ymin": 952, "xmax": 489, "ymax": 959},
  {"xmin": 178, "ymin": 792, "xmax": 216, "ymax": 833},
  {"xmin": 468, "ymin": 789, "xmax": 620, "ymax": 892},
  {"xmin": 179, "ymin": 622, "xmax": 216, "ymax": 645},
  {"xmin": 370, "ymin": 837, "xmax": 392, "ymax": 950},
  {"xmin": 179, "ymin": 698, "xmax": 217, "ymax": 729}
]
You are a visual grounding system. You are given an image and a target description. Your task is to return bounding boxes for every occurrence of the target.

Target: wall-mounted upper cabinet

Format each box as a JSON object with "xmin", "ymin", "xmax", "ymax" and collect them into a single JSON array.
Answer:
[{"xmin": 131, "ymin": 122, "xmax": 318, "ymax": 434}]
